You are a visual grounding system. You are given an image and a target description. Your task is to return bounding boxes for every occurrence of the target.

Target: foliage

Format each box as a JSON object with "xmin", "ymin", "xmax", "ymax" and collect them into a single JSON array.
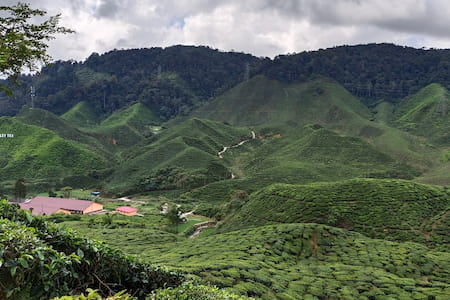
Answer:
[
  {"xmin": 166, "ymin": 206, "xmax": 183, "ymax": 226},
  {"xmin": 139, "ymin": 223, "xmax": 450, "ymax": 299},
  {"xmin": 263, "ymin": 43, "xmax": 450, "ymax": 105},
  {"xmin": 13, "ymin": 177, "xmax": 26, "ymax": 199},
  {"xmin": 61, "ymin": 186, "xmax": 73, "ymax": 198},
  {"xmin": 1, "ymin": 46, "xmax": 260, "ymax": 117},
  {"xmin": 52, "ymin": 289, "xmax": 132, "ymax": 300},
  {"xmin": 0, "ymin": 200, "xmax": 184, "ymax": 299},
  {"xmin": 221, "ymin": 178, "xmax": 450, "ymax": 249},
  {"xmin": 150, "ymin": 283, "xmax": 252, "ymax": 299},
  {"xmin": 0, "ymin": 2, "xmax": 73, "ymax": 95}
]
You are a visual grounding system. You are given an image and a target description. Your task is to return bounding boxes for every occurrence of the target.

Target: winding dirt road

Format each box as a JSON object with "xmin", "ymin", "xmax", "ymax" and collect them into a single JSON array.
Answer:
[{"xmin": 218, "ymin": 131, "xmax": 256, "ymax": 158}]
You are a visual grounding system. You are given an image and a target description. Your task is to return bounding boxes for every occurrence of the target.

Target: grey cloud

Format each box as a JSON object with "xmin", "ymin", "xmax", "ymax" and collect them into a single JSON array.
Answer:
[
  {"xmin": 95, "ymin": 0, "xmax": 120, "ymax": 18},
  {"xmin": 6, "ymin": 0, "xmax": 450, "ymax": 61}
]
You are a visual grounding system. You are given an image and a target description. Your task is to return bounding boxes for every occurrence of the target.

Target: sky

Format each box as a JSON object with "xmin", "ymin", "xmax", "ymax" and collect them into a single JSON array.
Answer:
[{"xmin": 6, "ymin": 0, "xmax": 450, "ymax": 62}]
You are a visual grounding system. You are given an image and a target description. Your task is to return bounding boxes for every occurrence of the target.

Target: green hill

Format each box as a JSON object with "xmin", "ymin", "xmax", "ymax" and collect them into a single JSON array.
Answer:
[
  {"xmin": 191, "ymin": 76, "xmax": 371, "ymax": 131},
  {"xmin": 85, "ymin": 102, "xmax": 161, "ymax": 148},
  {"xmin": 0, "ymin": 117, "xmax": 109, "ymax": 186},
  {"xmin": 187, "ymin": 75, "xmax": 445, "ymax": 184},
  {"xmin": 16, "ymin": 107, "xmax": 110, "ymax": 157},
  {"xmin": 395, "ymin": 83, "xmax": 450, "ymax": 145},
  {"xmin": 221, "ymin": 178, "xmax": 450, "ymax": 249},
  {"xmin": 182, "ymin": 124, "xmax": 419, "ymax": 205},
  {"xmin": 60, "ymin": 101, "xmax": 100, "ymax": 127},
  {"xmin": 104, "ymin": 118, "xmax": 251, "ymax": 194},
  {"xmin": 100, "ymin": 102, "xmax": 160, "ymax": 128},
  {"xmin": 234, "ymin": 125, "xmax": 418, "ymax": 183}
]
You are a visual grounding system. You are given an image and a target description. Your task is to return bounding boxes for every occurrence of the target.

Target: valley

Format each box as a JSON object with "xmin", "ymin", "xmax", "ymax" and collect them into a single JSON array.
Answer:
[{"xmin": 1, "ymin": 44, "xmax": 450, "ymax": 299}]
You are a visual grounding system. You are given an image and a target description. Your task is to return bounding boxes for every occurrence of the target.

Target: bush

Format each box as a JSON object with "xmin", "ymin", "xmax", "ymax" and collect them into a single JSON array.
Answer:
[
  {"xmin": 149, "ymin": 283, "xmax": 252, "ymax": 299},
  {"xmin": 0, "ymin": 200, "xmax": 184, "ymax": 299}
]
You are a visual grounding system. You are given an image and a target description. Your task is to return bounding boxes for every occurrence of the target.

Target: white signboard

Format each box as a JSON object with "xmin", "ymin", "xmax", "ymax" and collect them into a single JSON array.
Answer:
[{"xmin": 0, "ymin": 134, "xmax": 14, "ymax": 138}]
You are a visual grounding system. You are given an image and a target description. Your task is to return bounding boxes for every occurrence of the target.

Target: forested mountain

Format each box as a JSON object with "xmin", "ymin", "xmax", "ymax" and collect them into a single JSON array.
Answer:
[
  {"xmin": 2, "ymin": 43, "xmax": 450, "ymax": 120},
  {"xmin": 264, "ymin": 43, "xmax": 450, "ymax": 105},
  {"xmin": 0, "ymin": 45, "xmax": 261, "ymax": 118}
]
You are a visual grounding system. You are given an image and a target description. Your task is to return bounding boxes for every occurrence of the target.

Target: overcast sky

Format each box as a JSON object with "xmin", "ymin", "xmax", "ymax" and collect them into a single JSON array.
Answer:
[{"xmin": 6, "ymin": 0, "xmax": 450, "ymax": 61}]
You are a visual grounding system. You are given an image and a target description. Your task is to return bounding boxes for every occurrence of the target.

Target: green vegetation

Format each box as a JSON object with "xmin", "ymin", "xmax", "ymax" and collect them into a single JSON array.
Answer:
[
  {"xmin": 104, "ymin": 118, "xmax": 250, "ymax": 194},
  {"xmin": 0, "ymin": 2, "xmax": 72, "ymax": 95},
  {"xmin": 396, "ymin": 83, "xmax": 450, "ymax": 145},
  {"xmin": 0, "ymin": 200, "xmax": 183, "ymax": 299},
  {"xmin": 222, "ymin": 179, "xmax": 450, "ymax": 249},
  {"xmin": 137, "ymin": 223, "xmax": 450, "ymax": 299},
  {"xmin": 2, "ymin": 43, "xmax": 450, "ymax": 299},
  {"xmin": 61, "ymin": 101, "xmax": 100, "ymax": 128},
  {"xmin": 0, "ymin": 117, "xmax": 108, "ymax": 187}
]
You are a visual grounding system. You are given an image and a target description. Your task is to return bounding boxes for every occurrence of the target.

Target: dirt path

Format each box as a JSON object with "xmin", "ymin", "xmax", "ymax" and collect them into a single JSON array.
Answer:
[
  {"xmin": 218, "ymin": 131, "xmax": 256, "ymax": 159},
  {"xmin": 118, "ymin": 197, "xmax": 146, "ymax": 204},
  {"xmin": 189, "ymin": 221, "xmax": 216, "ymax": 238}
]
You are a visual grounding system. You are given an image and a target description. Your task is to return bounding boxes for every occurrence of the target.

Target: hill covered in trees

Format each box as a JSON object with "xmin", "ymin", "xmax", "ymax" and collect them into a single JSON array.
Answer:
[{"xmin": 2, "ymin": 43, "xmax": 450, "ymax": 120}]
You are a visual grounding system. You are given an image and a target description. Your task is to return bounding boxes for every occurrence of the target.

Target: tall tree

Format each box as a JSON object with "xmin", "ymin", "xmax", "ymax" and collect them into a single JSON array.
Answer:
[
  {"xmin": 0, "ymin": 2, "xmax": 73, "ymax": 95},
  {"xmin": 13, "ymin": 178, "xmax": 26, "ymax": 200}
]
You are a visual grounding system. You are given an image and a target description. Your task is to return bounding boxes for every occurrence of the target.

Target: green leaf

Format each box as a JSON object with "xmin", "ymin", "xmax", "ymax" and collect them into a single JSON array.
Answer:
[
  {"xmin": 10, "ymin": 266, "xmax": 17, "ymax": 277},
  {"xmin": 19, "ymin": 257, "xmax": 29, "ymax": 268},
  {"xmin": 77, "ymin": 248, "xmax": 84, "ymax": 259},
  {"xmin": 24, "ymin": 211, "xmax": 33, "ymax": 223}
]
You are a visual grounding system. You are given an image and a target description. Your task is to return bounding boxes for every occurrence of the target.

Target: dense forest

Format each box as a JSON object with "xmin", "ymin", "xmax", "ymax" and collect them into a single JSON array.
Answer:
[
  {"xmin": 264, "ymin": 43, "xmax": 450, "ymax": 105},
  {"xmin": 0, "ymin": 45, "xmax": 261, "ymax": 119},
  {"xmin": 2, "ymin": 43, "xmax": 450, "ymax": 119}
]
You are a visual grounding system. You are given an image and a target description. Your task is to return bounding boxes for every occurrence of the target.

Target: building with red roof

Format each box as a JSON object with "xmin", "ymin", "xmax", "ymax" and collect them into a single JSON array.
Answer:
[
  {"xmin": 19, "ymin": 196, "xmax": 103, "ymax": 216},
  {"xmin": 116, "ymin": 206, "xmax": 138, "ymax": 216}
]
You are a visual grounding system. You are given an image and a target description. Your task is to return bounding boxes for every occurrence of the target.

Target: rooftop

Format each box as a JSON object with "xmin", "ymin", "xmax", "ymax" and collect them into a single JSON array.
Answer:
[
  {"xmin": 116, "ymin": 206, "xmax": 138, "ymax": 213},
  {"xmin": 19, "ymin": 196, "xmax": 100, "ymax": 216}
]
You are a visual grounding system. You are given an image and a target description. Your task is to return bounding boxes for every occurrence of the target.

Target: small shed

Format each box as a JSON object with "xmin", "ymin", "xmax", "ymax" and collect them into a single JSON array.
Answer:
[{"xmin": 116, "ymin": 206, "xmax": 138, "ymax": 216}]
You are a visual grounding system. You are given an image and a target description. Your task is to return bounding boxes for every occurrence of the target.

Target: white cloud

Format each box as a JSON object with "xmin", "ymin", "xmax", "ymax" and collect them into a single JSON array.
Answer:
[{"xmin": 5, "ymin": 0, "xmax": 450, "ymax": 61}]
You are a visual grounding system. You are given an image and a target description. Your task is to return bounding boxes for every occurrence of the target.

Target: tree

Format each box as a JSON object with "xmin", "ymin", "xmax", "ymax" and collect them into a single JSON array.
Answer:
[
  {"xmin": 0, "ymin": 2, "xmax": 73, "ymax": 95},
  {"xmin": 13, "ymin": 178, "xmax": 26, "ymax": 200},
  {"xmin": 61, "ymin": 186, "xmax": 73, "ymax": 198},
  {"xmin": 166, "ymin": 205, "xmax": 184, "ymax": 234}
]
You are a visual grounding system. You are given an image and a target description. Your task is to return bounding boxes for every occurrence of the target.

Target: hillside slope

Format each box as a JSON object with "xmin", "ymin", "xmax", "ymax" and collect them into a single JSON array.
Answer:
[
  {"xmin": 84, "ymin": 102, "xmax": 161, "ymax": 148},
  {"xmin": 60, "ymin": 101, "xmax": 100, "ymax": 127},
  {"xmin": 395, "ymin": 83, "xmax": 450, "ymax": 145},
  {"xmin": 104, "ymin": 118, "xmax": 251, "ymax": 193},
  {"xmin": 0, "ymin": 117, "xmax": 109, "ymax": 185},
  {"xmin": 188, "ymin": 76, "xmax": 443, "ymax": 183},
  {"xmin": 221, "ymin": 179, "xmax": 450, "ymax": 249}
]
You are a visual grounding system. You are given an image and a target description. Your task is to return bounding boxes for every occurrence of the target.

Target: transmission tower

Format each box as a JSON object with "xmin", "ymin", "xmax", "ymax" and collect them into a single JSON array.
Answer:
[{"xmin": 30, "ymin": 86, "xmax": 35, "ymax": 109}]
